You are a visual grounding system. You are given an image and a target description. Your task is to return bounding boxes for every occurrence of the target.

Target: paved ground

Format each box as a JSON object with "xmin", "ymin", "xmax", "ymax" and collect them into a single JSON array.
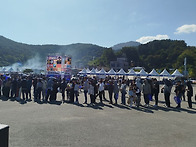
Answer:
[{"xmin": 1, "ymin": 86, "xmax": 196, "ymax": 147}]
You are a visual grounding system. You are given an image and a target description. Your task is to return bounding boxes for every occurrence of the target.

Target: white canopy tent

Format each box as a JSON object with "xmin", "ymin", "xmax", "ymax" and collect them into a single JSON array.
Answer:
[
  {"xmin": 78, "ymin": 68, "xmax": 87, "ymax": 75},
  {"xmin": 149, "ymin": 69, "xmax": 159, "ymax": 76},
  {"xmin": 8, "ymin": 67, "xmax": 14, "ymax": 72},
  {"xmin": 160, "ymin": 69, "xmax": 171, "ymax": 77},
  {"xmin": 77, "ymin": 68, "xmax": 184, "ymax": 80},
  {"xmin": 107, "ymin": 68, "xmax": 116, "ymax": 75},
  {"xmin": 86, "ymin": 68, "xmax": 91, "ymax": 74},
  {"xmin": 127, "ymin": 69, "xmax": 137, "ymax": 76},
  {"xmin": 137, "ymin": 69, "xmax": 148, "ymax": 77},
  {"xmin": 172, "ymin": 69, "xmax": 183, "ymax": 77},
  {"xmin": 97, "ymin": 68, "xmax": 106, "ymax": 78},
  {"xmin": 116, "ymin": 68, "xmax": 126, "ymax": 75},
  {"xmin": 89, "ymin": 68, "xmax": 97, "ymax": 75},
  {"xmin": 97, "ymin": 68, "xmax": 106, "ymax": 75},
  {"xmin": 95, "ymin": 68, "xmax": 99, "ymax": 73}
]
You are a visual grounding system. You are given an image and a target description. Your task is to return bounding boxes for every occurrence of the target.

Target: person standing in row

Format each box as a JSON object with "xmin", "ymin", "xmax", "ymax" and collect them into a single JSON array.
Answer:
[
  {"xmin": 36, "ymin": 79, "xmax": 43, "ymax": 101},
  {"xmin": 21, "ymin": 77, "xmax": 27, "ymax": 100},
  {"xmin": 135, "ymin": 78, "xmax": 142, "ymax": 107},
  {"xmin": 11, "ymin": 77, "xmax": 18, "ymax": 98},
  {"xmin": 162, "ymin": 79, "xmax": 172, "ymax": 107},
  {"xmin": 113, "ymin": 80, "xmax": 119, "ymax": 105},
  {"xmin": 45, "ymin": 78, "xmax": 53, "ymax": 102},
  {"xmin": 42, "ymin": 78, "xmax": 47, "ymax": 101},
  {"xmin": 120, "ymin": 80, "xmax": 127, "ymax": 105},
  {"xmin": 88, "ymin": 81, "xmax": 95, "ymax": 104},
  {"xmin": 152, "ymin": 78, "xmax": 160, "ymax": 107},
  {"xmin": 174, "ymin": 81, "xmax": 183, "ymax": 108},
  {"xmin": 83, "ymin": 78, "xmax": 89, "ymax": 104},
  {"xmin": 74, "ymin": 80, "xmax": 79, "ymax": 103},
  {"xmin": 128, "ymin": 85, "xmax": 136, "ymax": 108},
  {"xmin": 142, "ymin": 79, "xmax": 151, "ymax": 107},
  {"xmin": 26, "ymin": 77, "xmax": 32, "ymax": 100},
  {"xmin": 186, "ymin": 81, "xmax": 193, "ymax": 108},
  {"xmin": 98, "ymin": 79, "xmax": 104, "ymax": 103},
  {"xmin": 108, "ymin": 80, "xmax": 114, "ymax": 104},
  {"xmin": 60, "ymin": 78, "xmax": 67, "ymax": 102}
]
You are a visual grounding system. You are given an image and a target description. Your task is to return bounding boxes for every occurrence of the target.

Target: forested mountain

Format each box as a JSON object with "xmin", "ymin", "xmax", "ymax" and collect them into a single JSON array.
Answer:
[
  {"xmin": 0, "ymin": 36, "xmax": 106, "ymax": 67},
  {"xmin": 1, "ymin": 36, "xmax": 196, "ymax": 77},
  {"xmin": 111, "ymin": 41, "xmax": 140, "ymax": 50},
  {"xmin": 90, "ymin": 39, "xmax": 196, "ymax": 77}
]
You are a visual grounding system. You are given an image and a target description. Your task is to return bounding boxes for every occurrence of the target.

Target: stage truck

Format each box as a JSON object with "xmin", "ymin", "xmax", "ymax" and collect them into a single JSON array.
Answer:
[{"xmin": 46, "ymin": 55, "xmax": 72, "ymax": 80}]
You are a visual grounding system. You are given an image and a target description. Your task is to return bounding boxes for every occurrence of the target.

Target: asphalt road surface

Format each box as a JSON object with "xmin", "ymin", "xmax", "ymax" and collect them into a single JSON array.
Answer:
[{"xmin": 1, "ymin": 86, "xmax": 196, "ymax": 147}]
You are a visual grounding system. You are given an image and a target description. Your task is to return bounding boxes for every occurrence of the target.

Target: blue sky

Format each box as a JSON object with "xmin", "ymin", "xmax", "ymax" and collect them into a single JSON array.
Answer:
[{"xmin": 0, "ymin": 0, "xmax": 196, "ymax": 47}]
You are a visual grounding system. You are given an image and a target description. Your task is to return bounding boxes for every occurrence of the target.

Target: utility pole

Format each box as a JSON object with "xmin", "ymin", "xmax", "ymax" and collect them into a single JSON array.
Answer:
[{"xmin": 184, "ymin": 57, "xmax": 187, "ymax": 77}]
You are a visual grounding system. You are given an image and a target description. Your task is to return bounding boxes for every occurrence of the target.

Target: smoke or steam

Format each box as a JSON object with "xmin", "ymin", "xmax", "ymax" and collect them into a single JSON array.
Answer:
[
  {"xmin": 22, "ymin": 55, "xmax": 45, "ymax": 70},
  {"xmin": 0, "ymin": 55, "xmax": 45, "ymax": 72}
]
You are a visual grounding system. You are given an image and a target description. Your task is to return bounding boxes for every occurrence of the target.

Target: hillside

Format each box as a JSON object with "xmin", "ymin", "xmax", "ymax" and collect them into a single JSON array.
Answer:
[
  {"xmin": 0, "ymin": 36, "xmax": 105, "ymax": 67},
  {"xmin": 90, "ymin": 39, "xmax": 196, "ymax": 77},
  {"xmin": 111, "ymin": 41, "xmax": 140, "ymax": 50},
  {"xmin": 1, "ymin": 36, "xmax": 196, "ymax": 77}
]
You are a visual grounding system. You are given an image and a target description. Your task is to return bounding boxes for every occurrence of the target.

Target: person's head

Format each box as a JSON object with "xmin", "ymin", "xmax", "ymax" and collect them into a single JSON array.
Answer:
[
  {"xmin": 129, "ymin": 85, "xmax": 133, "ymax": 90},
  {"xmin": 177, "ymin": 81, "xmax": 181, "ymax": 85},
  {"xmin": 99, "ymin": 79, "xmax": 103, "ymax": 83},
  {"xmin": 144, "ymin": 79, "xmax": 148, "ymax": 84},
  {"xmin": 187, "ymin": 81, "xmax": 191, "ymax": 87}
]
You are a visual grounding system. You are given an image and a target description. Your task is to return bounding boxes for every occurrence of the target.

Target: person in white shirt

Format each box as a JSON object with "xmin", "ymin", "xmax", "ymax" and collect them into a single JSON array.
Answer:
[
  {"xmin": 88, "ymin": 80, "xmax": 95, "ymax": 104},
  {"xmin": 98, "ymin": 79, "xmax": 104, "ymax": 103}
]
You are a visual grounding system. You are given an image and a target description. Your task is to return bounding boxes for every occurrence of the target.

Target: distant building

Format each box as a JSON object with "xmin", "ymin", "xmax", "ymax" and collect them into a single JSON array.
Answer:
[{"xmin": 110, "ymin": 58, "xmax": 129, "ymax": 71}]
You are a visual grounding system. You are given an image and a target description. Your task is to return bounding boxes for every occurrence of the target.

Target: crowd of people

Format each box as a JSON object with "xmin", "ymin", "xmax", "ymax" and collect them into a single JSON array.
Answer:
[{"xmin": 0, "ymin": 74, "xmax": 195, "ymax": 109}]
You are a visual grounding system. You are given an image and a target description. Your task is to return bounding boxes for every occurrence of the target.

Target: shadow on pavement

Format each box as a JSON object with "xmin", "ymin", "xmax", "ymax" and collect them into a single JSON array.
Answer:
[{"xmin": 112, "ymin": 103, "xmax": 131, "ymax": 110}]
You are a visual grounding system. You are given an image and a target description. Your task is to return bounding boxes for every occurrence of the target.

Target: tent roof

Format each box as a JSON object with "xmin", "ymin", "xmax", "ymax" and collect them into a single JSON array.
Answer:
[
  {"xmin": 95, "ymin": 68, "xmax": 99, "ymax": 73},
  {"xmin": 107, "ymin": 68, "xmax": 116, "ymax": 75},
  {"xmin": 149, "ymin": 69, "xmax": 159, "ymax": 76},
  {"xmin": 89, "ymin": 68, "xmax": 97, "ymax": 74},
  {"xmin": 86, "ymin": 68, "xmax": 90, "ymax": 73},
  {"xmin": 8, "ymin": 67, "xmax": 14, "ymax": 71},
  {"xmin": 172, "ymin": 69, "xmax": 183, "ymax": 77},
  {"xmin": 127, "ymin": 69, "xmax": 136, "ymax": 75},
  {"xmin": 97, "ymin": 68, "xmax": 106, "ymax": 75},
  {"xmin": 138, "ymin": 69, "xmax": 148, "ymax": 76},
  {"xmin": 117, "ymin": 68, "xmax": 126, "ymax": 75},
  {"xmin": 79, "ymin": 68, "xmax": 87, "ymax": 74},
  {"xmin": 160, "ymin": 69, "xmax": 171, "ymax": 76}
]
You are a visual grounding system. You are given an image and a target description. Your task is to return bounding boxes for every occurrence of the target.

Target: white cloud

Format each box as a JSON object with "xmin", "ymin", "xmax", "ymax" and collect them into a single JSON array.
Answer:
[
  {"xmin": 175, "ymin": 24, "xmax": 196, "ymax": 34},
  {"xmin": 136, "ymin": 35, "xmax": 169, "ymax": 44}
]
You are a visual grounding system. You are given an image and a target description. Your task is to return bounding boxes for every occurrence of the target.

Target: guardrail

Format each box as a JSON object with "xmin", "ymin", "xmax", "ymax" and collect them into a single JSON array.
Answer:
[{"xmin": 0, "ymin": 124, "xmax": 9, "ymax": 147}]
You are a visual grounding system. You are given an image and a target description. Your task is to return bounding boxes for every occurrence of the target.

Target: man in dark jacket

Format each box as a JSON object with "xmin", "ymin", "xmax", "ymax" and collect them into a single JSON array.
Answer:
[
  {"xmin": 174, "ymin": 81, "xmax": 183, "ymax": 108},
  {"xmin": 26, "ymin": 77, "xmax": 32, "ymax": 100},
  {"xmin": 21, "ymin": 77, "xmax": 27, "ymax": 100},
  {"xmin": 108, "ymin": 80, "xmax": 114, "ymax": 104},
  {"xmin": 60, "ymin": 78, "xmax": 67, "ymax": 102},
  {"xmin": 152, "ymin": 78, "xmax": 160, "ymax": 107},
  {"xmin": 187, "ymin": 81, "xmax": 193, "ymax": 108},
  {"xmin": 11, "ymin": 77, "xmax": 18, "ymax": 98}
]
